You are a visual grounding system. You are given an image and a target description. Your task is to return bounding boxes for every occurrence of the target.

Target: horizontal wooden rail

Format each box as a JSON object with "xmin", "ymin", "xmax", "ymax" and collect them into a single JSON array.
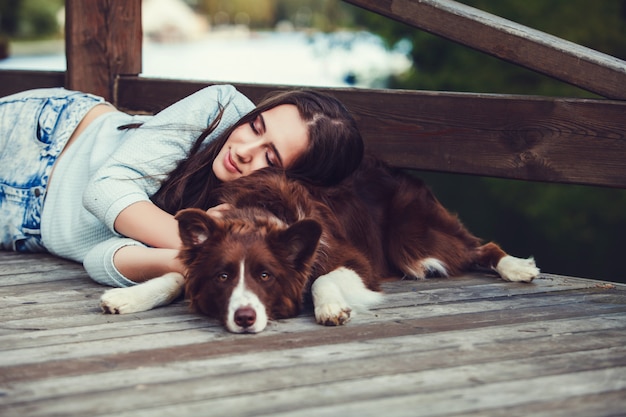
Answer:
[
  {"xmin": 116, "ymin": 76, "xmax": 626, "ymax": 189},
  {"xmin": 344, "ymin": 0, "xmax": 626, "ymax": 100},
  {"xmin": 0, "ymin": 70, "xmax": 64, "ymax": 96}
]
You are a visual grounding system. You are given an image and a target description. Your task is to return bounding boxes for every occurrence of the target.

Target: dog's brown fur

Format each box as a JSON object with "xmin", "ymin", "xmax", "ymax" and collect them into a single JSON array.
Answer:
[{"xmin": 174, "ymin": 155, "xmax": 538, "ymax": 333}]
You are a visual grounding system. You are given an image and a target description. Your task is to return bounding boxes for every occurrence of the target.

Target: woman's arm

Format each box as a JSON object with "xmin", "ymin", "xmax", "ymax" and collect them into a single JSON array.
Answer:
[
  {"xmin": 85, "ymin": 204, "xmax": 228, "ymax": 286},
  {"xmin": 113, "ymin": 201, "xmax": 232, "ymax": 249},
  {"xmin": 83, "ymin": 85, "xmax": 255, "ymax": 238},
  {"xmin": 112, "ymin": 245, "xmax": 185, "ymax": 283},
  {"xmin": 83, "ymin": 237, "xmax": 168, "ymax": 287},
  {"xmin": 114, "ymin": 201, "xmax": 182, "ymax": 249}
]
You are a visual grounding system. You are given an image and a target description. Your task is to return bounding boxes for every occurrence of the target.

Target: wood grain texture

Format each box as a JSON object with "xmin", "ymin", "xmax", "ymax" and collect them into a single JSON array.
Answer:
[
  {"xmin": 0, "ymin": 71, "xmax": 64, "ymax": 97},
  {"xmin": 115, "ymin": 77, "xmax": 626, "ymax": 189},
  {"xmin": 65, "ymin": 0, "xmax": 142, "ymax": 100},
  {"xmin": 0, "ymin": 252, "xmax": 625, "ymax": 417}
]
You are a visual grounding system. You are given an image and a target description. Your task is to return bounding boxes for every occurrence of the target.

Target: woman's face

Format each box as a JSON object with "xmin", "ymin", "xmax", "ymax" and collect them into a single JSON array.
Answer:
[{"xmin": 213, "ymin": 104, "xmax": 309, "ymax": 182}]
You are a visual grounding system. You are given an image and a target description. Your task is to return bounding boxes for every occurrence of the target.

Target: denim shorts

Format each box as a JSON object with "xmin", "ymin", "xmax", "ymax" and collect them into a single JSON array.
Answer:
[{"xmin": 0, "ymin": 88, "xmax": 104, "ymax": 252}]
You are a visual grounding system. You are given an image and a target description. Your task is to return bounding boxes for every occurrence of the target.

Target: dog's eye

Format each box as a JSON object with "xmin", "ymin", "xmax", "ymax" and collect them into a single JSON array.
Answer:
[
  {"xmin": 259, "ymin": 272, "xmax": 272, "ymax": 282},
  {"xmin": 217, "ymin": 273, "xmax": 229, "ymax": 282}
]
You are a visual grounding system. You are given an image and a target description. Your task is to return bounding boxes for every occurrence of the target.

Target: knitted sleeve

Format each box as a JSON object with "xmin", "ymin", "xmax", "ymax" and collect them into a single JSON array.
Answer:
[
  {"xmin": 82, "ymin": 84, "xmax": 254, "ymax": 234},
  {"xmin": 83, "ymin": 237, "xmax": 144, "ymax": 287}
]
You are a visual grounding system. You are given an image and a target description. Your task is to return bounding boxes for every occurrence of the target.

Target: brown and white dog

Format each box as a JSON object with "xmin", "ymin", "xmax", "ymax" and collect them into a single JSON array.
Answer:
[{"xmin": 100, "ymin": 156, "xmax": 539, "ymax": 333}]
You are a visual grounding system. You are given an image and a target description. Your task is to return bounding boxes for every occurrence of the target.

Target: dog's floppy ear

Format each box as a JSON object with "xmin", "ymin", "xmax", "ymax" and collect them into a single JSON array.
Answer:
[
  {"xmin": 270, "ymin": 219, "xmax": 322, "ymax": 270},
  {"xmin": 175, "ymin": 208, "xmax": 222, "ymax": 247}
]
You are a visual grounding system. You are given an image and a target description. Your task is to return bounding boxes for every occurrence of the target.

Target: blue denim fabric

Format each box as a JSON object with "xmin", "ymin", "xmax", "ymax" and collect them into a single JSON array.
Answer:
[{"xmin": 0, "ymin": 88, "xmax": 103, "ymax": 252}]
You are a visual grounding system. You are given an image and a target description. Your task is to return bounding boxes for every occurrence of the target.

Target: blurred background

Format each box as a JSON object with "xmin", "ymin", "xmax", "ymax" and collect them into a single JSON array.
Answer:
[{"xmin": 1, "ymin": 0, "xmax": 625, "ymax": 282}]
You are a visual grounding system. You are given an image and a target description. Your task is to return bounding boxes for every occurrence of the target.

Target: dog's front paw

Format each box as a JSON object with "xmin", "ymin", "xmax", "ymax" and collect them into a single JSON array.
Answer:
[
  {"xmin": 100, "ymin": 273, "xmax": 185, "ymax": 315},
  {"xmin": 101, "ymin": 287, "xmax": 145, "ymax": 314},
  {"xmin": 315, "ymin": 303, "xmax": 352, "ymax": 326},
  {"xmin": 496, "ymin": 256, "xmax": 540, "ymax": 283}
]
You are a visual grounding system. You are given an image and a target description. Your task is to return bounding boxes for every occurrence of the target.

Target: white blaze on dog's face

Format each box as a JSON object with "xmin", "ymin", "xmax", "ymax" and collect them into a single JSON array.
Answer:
[{"xmin": 226, "ymin": 260, "xmax": 269, "ymax": 333}]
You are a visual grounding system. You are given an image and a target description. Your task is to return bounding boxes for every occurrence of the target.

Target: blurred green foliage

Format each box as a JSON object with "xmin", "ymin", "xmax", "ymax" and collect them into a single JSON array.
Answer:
[
  {"xmin": 0, "ymin": 0, "xmax": 64, "ymax": 39},
  {"xmin": 345, "ymin": 0, "xmax": 626, "ymax": 97},
  {"xmin": 195, "ymin": 0, "xmax": 352, "ymax": 31},
  {"xmin": 344, "ymin": 0, "xmax": 626, "ymax": 282}
]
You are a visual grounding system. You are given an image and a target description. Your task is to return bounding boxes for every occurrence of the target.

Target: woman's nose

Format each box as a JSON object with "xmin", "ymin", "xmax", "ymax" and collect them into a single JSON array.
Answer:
[{"xmin": 234, "ymin": 139, "xmax": 263, "ymax": 164}]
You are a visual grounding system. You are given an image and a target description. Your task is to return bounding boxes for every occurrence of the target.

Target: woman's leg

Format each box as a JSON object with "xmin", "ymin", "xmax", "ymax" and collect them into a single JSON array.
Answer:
[{"xmin": 0, "ymin": 88, "xmax": 104, "ymax": 252}]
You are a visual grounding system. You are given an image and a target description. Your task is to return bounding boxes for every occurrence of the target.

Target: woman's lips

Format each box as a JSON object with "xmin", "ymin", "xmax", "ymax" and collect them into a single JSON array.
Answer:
[{"xmin": 225, "ymin": 149, "xmax": 241, "ymax": 174}]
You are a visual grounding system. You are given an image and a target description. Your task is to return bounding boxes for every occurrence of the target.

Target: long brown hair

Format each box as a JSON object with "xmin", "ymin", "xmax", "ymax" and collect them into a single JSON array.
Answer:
[{"xmin": 151, "ymin": 89, "xmax": 364, "ymax": 214}]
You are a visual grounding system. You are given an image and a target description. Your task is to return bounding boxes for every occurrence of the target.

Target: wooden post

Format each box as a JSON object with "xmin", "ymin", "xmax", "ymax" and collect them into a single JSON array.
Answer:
[{"xmin": 65, "ymin": 0, "xmax": 142, "ymax": 101}]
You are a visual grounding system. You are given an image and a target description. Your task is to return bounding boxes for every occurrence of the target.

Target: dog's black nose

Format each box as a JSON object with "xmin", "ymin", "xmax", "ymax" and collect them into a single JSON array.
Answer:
[{"xmin": 235, "ymin": 306, "xmax": 257, "ymax": 328}]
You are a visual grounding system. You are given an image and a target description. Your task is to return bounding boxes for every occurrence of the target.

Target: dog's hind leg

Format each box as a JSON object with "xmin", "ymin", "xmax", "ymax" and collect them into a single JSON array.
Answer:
[
  {"xmin": 100, "ymin": 272, "xmax": 185, "ymax": 314},
  {"xmin": 312, "ymin": 267, "xmax": 384, "ymax": 326},
  {"xmin": 474, "ymin": 242, "xmax": 539, "ymax": 283}
]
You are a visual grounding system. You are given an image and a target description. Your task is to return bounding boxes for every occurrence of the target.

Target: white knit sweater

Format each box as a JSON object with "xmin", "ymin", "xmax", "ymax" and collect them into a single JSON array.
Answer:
[{"xmin": 40, "ymin": 85, "xmax": 254, "ymax": 287}]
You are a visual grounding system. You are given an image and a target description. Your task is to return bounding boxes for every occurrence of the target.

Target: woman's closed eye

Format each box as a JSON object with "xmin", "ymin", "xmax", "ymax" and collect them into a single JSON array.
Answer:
[
  {"xmin": 251, "ymin": 115, "xmax": 283, "ymax": 168},
  {"xmin": 249, "ymin": 119, "xmax": 260, "ymax": 135},
  {"xmin": 250, "ymin": 115, "xmax": 264, "ymax": 135},
  {"xmin": 265, "ymin": 149, "xmax": 278, "ymax": 167}
]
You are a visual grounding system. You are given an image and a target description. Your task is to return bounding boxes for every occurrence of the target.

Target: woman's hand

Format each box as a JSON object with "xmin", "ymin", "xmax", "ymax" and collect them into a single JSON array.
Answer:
[{"xmin": 206, "ymin": 203, "xmax": 232, "ymax": 219}]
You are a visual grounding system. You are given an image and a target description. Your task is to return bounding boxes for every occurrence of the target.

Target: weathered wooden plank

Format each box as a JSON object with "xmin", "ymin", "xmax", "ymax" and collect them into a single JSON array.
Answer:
[
  {"xmin": 447, "ymin": 390, "xmax": 626, "ymax": 417},
  {"xmin": 343, "ymin": 0, "xmax": 626, "ymax": 100},
  {"xmin": 0, "ymin": 269, "xmax": 88, "ymax": 286},
  {"xmin": 5, "ymin": 345, "xmax": 626, "ymax": 416},
  {"xmin": 250, "ymin": 368, "xmax": 626, "ymax": 417},
  {"xmin": 0, "ymin": 272, "xmax": 588, "ymax": 320},
  {"xmin": 0, "ymin": 282, "xmax": 102, "ymax": 308},
  {"xmin": 0, "ymin": 279, "xmax": 599, "ymax": 337},
  {"xmin": 7, "ymin": 361, "xmax": 622, "ymax": 417},
  {"xmin": 0, "ymin": 313, "xmax": 211, "ymax": 352},
  {"xmin": 4, "ymin": 312, "xmax": 625, "ymax": 385},
  {"xmin": 381, "ymin": 274, "xmax": 597, "ymax": 308},
  {"xmin": 0, "ymin": 304, "xmax": 192, "ymax": 337},
  {"xmin": 4, "ymin": 332, "xmax": 625, "ymax": 410},
  {"xmin": 1, "ymin": 251, "xmax": 624, "ymax": 416},
  {"xmin": 0, "ymin": 287, "xmax": 615, "ymax": 351},
  {"xmin": 0, "ymin": 253, "xmax": 88, "ymax": 288},
  {"xmin": 65, "ymin": 0, "xmax": 142, "ymax": 100},
  {"xmin": 85, "ymin": 391, "xmax": 626, "ymax": 417},
  {"xmin": 115, "ymin": 77, "xmax": 626, "ymax": 189},
  {"xmin": 2, "ymin": 315, "xmax": 625, "ymax": 415},
  {"xmin": 0, "ymin": 272, "xmax": 610, "ymax": 342},
  {"xmin": 451, "ymin": 390, "xmax": 626, "ymax": 417},
  {"xmin": 2, "ymin": 332, "xmax": 624, "ymax": 412},
  {"xmin": 2, "ymin": 298, "xmax": 624, "ymax": 380},
  {"xmin": 0, "ymin": 70, "xmax": 65, "ymax": 97}
]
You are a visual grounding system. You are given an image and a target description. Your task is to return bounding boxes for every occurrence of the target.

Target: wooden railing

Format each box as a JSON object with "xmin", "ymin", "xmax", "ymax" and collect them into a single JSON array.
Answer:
[
  {"xmin": 344, "ymin": 0, "xmax": 626, "ymax": 100},
  {"xmin": 1, "ymin": 0, "xmax": 625, "ymax": 189}
]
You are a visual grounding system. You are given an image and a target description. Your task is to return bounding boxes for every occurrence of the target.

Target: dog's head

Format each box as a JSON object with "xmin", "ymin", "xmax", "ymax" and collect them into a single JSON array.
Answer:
[{"xmin": 176, "ymin": 208, "xmax": 322, "ymax": 333}]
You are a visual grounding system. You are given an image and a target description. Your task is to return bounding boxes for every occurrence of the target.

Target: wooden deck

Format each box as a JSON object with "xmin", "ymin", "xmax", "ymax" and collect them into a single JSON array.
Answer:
[{"xmin": 1, "ymin": 251, "xmax": 625, "ymax": 416}]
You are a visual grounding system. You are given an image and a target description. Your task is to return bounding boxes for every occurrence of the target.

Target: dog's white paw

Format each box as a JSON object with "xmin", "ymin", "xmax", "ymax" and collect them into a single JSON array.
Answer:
[
  {"xmin": 312, "ymin": 267, "xmax": 383, "ymax": 326},
  {"xmin": 100, "ymin": 273, "xmax": 184, "ymax": 314},
  {"xmin": 495, "ymin": 256, "xmax": 540, "ymax": 283},
  {"xmin": 101, "ymin": 287, "xmax": 147, "ymax": 314},
  {"xmin": 315, "ymin": 302, "xmax": 352, "ymax": 326}
]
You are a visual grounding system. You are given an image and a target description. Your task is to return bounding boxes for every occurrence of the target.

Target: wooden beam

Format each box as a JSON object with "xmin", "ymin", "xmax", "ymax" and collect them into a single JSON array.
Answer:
[
  {"xmin": 343, "ymin": 0, "xmax": 626, "ymax": 100},
  {"xmin": 0, "ymin": 70, "xmax": 64, "ymax": 97},
  {"xmin": 65, "ymin": 0, "xmax": 142, "ymax": 100},
  {"xmin": 116, "ymin": 77, "xmax": 626, "ymax": 189}
]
